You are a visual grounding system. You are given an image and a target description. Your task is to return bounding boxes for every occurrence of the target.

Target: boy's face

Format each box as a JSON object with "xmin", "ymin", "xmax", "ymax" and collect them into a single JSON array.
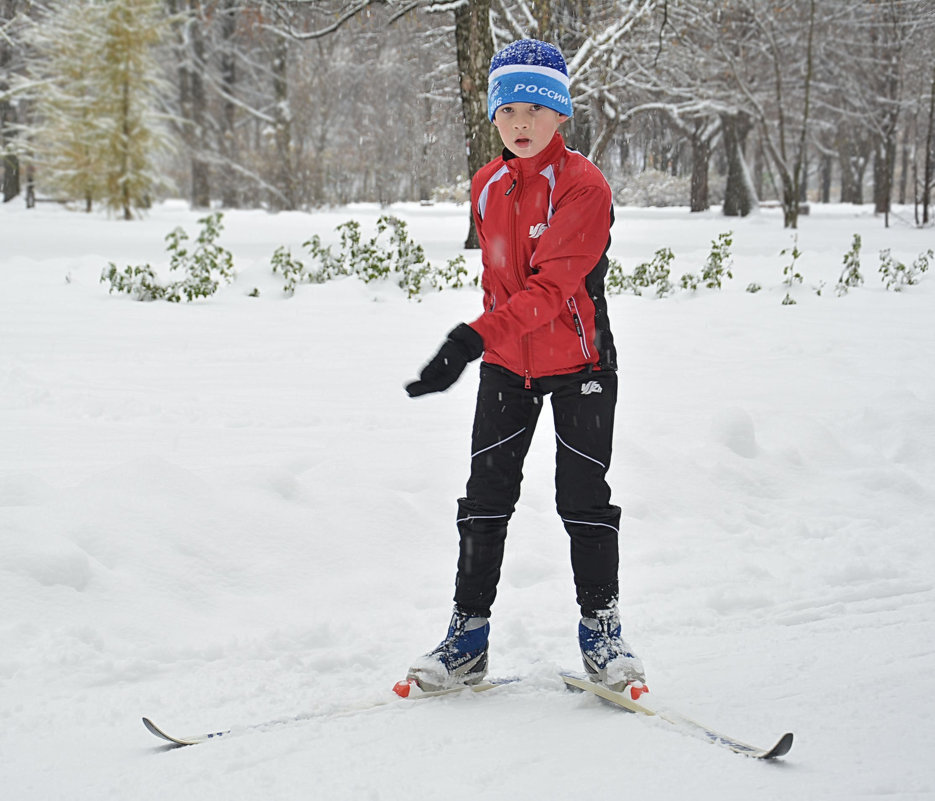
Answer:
[{"xmin": 492, "ymin": 102, "xmax": 568, "ymax": 159}]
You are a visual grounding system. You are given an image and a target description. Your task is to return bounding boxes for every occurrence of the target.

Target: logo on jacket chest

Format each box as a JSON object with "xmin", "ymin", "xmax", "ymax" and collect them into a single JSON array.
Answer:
[{"xmin": 528, "ymin": 222, "xmax": 548, "ymax": 239}]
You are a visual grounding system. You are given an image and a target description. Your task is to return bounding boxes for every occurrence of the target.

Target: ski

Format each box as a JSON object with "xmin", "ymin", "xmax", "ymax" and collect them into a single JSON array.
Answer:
[
  {"xmin": 144, "ymin": 675, "xmax": 792, "ymax": 760},
  {"xmin": 142, "ymin": 716, "xmax": 218, "ymax": 747},
  {"xmin": 561, "ymin": 673, "xmax": 793, "ymax": 760},
  {"xmin": 142, "ymin": 680, "xmax": 506, "ymax": 747},
  {"xmin": 141, "ymin": 713, "xmax": 325, "ymax": 747},
  {"xmin": 390, "ymin": 677, "xmax": 515, "ymax": 699}
]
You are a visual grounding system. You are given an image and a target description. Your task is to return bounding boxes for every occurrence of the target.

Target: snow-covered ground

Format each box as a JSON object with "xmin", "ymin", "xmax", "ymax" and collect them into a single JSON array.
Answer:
[{"xmin": 2, "ymin": 198, "xmax": 933, "ymax": 800}]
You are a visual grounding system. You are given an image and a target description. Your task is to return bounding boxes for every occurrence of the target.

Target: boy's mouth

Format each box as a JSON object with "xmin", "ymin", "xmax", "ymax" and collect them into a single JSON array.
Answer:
[{"xmin": 514, "ymin": 137, "xmax": 531, "ymax": 147}]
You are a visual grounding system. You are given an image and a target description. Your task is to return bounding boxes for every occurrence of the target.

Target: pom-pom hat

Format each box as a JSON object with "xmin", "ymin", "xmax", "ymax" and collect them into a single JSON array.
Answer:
[{"xmin": 487, "ymin": 39, "xmax": 573, "ymax": 121}]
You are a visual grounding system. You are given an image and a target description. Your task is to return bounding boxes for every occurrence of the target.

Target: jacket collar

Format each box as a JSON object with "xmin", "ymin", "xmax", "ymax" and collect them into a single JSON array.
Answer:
[{"xmin": 502, "ymin": 131, "xmax": 566, "ymax": 176}]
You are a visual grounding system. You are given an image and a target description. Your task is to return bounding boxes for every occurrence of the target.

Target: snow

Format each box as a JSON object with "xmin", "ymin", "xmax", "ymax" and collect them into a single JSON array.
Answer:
[{"xmin": 2, "ymin": 198, "xmax": 934, "ymax": 800}]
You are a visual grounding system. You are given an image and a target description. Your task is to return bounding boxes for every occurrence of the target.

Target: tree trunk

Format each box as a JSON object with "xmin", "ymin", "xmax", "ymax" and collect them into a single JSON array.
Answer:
[
  {"xmin": 0, "ymin": 0, "xmax": 19, "ymax": 203},
  {"xmin": 819, "ymin": 152, "xmax": 832, "ymax": 204},
  {"xmin": 188, "ymin": 2, "xmax": 210, "ymax": 208},
  {"xmin": 923, "ymin": 66, "xmax": 935, "ymax": 225},
  {"xmin": 218, "ymin": 0, "xmax": 239, "ymax": 208},
  {"xmin": 898, "ymin": 123, "xmax": 909, "ymax": 205},
  {"xmin": 169, "ymin": 1, "xmax": 209, "ymax": 208},
  {"xmin": 838, "ymin": 133, "xmax": 865, "ymax": 204},
  {"xmin": 419, "ymin": 89, "xmax": 432, "ymax": 203},
  {"xmin": 720, "ymin": 113, "xmax": 757, "ymax": 217},
  {"xmin": 873, "ymin": 140, "xmax": 889, "ymax": 216},
  {"xmin": 798, "ymin": 153, "xmax": 808, "ymax": 202},
  {"xmin": 563, "ymin": 112, "xmax": 592, "ymax": 158},
  {"xmin": 271, "ymin": 36, "xmax": 296, "ymax": 210},
  {"xmin": 689, "ymin": 119, "xmax": 711, "ymax": 212},
  {"xmin": 1, "ymin": 145, "xmax": 18, "ymax": 203},
  {"xmin": 120, "ymin": 74, "xmax": 132, "ymax": 220},
  {"xmin": 0, "ymin": 81, "xmax": 17, "ymax": 201},
  {"xmin": 778, "ymin": 0, "xmax": 815, "ymax": 230},
  {"xmin": 781, "ymin": 181, "xmax": 796, "ymax": 228},
  {"xmin": 24, "ymin": 162, "xmax": 34, "ymax": 208},
  {"xmin": 453, "ymin": 0, "xmax": 497, "ymax": 249}
]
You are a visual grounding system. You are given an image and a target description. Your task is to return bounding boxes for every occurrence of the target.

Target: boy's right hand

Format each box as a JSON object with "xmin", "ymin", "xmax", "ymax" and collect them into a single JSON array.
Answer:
[{"xmin": 405, "ymin": 324, "xmax": 484, "ymax": 397}]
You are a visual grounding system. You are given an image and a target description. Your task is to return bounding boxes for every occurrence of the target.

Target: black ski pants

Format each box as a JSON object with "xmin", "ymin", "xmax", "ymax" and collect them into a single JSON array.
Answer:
[{"xmin": 454, "ymin": 363, "xmax": 621, "ymax": 619}]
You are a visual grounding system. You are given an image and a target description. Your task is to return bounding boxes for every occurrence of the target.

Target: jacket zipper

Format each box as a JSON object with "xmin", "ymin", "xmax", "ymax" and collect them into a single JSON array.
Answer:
[
  {"xmin": 566, "ymin": 298, "xmax": 591, "ymax": 360},
  {"xmin": 507, "ymin": 170, "xmax": 533, "ymax": 389}
]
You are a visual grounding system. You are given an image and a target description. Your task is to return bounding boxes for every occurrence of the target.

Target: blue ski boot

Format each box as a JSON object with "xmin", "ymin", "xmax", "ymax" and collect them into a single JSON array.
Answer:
[
  {"xmin": 407, "ymin": 609, "xmax": 489, "ymax": 691},
  {"xmin": 579, "ymin": 606, "xmax": 645, "ymax": 692}
]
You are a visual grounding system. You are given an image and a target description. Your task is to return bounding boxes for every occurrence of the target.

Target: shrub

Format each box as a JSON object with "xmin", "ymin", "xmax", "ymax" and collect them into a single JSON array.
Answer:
[
  {"xmin": 607, "ymin": 248, "xmax": 675, "ymax": 297},
  {"xmin": 781, "ymin": 235, "xmax": 804, "ymax": 286},
  {"xmin": 274, "ymin": 214, "xmax": 472, "ymax": 301},
  {"xmin": 101, "ymin": 212, "xmax": 235, "ymax": 302},
  {"xmin": 681, "ymin": 231, "xmax": 734, "ymax": 290},
  {"xmin": 836, "ymin": 233, "xmax": 863, "ymax": 296},
  {"xmin": 878, "ymin": 247, "xmax": 932, "ymax": 291}
]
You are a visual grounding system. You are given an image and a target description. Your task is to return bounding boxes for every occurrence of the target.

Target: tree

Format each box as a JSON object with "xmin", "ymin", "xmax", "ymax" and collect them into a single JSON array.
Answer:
[
  {"xmin": 453, "ymin": 0, "xmax": 498, "ymax": 246},
  {"xmin": 720, "ymin": 111, "xmax": 757, "ymax": 217},
  {"xmin": 215, "ymin": 0, "xmax": 241, "ymax": 207},
  {"xmin": 923, "ymin": 66, "xmax": 935, "ymax": 224},
  {"xmin": 268, "ymin": 0, "xmax": 498, "ymax": 241},
  {"xmin": 166, "ymin": 0, "xmax": 212, "ymax": 208},
  {"xmin": 687, "ymin": 117, "xmax": 717, "ymax": 212},
  {"xmin": 554, "ymin": 0, "xmax": 661, "ymax": 167},
  {"xmin": 11, "ymin": 0, "xmax": 934, "ymax": 226},
  {"xmin": 712, "ymin": 0, "xmax": 818, "ymax": 228},
  {"xmin": 97, "ymin": 0, "xmax": 171, "ymax": 219},
  {"xmin": 0, "ymin": 0, "xmax": 31, "ymax": 203},
  {"xmin": 20, "ymin": 0, "xmax": 106, "ymax": 210},
  {"xmin": 830, "ymin": 1, "xmax": 933, "ymax": 227},
  {"xmin": 611, "ymin": 1, "xmax": 759, "ymax": 216},
  {"xmin": 21, "ymin": 0, "xmax": 169, "ymax": 217}
]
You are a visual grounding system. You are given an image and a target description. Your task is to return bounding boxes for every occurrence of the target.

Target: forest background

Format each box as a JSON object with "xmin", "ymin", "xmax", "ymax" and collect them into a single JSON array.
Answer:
[{"xmin": 1, "ymin": 0, "xmax": 934, "ymax": 237}]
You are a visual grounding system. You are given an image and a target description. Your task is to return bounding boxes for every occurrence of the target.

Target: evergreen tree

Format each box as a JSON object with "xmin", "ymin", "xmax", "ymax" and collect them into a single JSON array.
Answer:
[
  {"xmin": 22, "ymin": 0, "xmax": 169, "ymax": 218},
  {"xmin": 96, "ymin": 0, "xmax": 170, "ymax": 219},
  {"xmin": 22, "ymin": 0, "xmax": 104, "ymax": 210}
]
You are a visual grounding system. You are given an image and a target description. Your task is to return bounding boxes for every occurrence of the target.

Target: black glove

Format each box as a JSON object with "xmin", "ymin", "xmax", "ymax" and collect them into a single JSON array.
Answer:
[{"xmin": 405, "ymin": 323, "xmax": 484, "ymax": 397}]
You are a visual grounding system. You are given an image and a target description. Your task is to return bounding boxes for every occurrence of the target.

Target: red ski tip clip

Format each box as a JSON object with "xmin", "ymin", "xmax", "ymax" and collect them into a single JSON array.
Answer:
[
  {"xmin": 628, "ymin": 682, "xmax": 649, "ymax": 700},
  {"xmin": 393, "ymin": 679, "xmax": 416, "ymax": 698}
]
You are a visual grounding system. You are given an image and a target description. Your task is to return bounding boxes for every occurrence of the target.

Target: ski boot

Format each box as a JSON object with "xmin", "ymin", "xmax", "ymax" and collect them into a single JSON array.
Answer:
[
  {"xmin": 579, "ymin": 606, "xmax": 645, "ymax": 693},
  {"xmin": 406, "ymin": 609, "xmax": 489, "ymax": 691}
]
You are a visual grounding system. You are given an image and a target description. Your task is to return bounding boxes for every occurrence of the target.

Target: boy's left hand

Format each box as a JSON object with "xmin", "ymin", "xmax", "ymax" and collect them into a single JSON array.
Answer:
[{"xmin": 406, "ymin": 324, "xmax": 484, "ymax": 397}]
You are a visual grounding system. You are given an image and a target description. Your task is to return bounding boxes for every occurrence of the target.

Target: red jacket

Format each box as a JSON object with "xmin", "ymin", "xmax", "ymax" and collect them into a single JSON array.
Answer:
[{"xmin": 468, "ymin": 132, "xmax": 616, "ymax": 383}]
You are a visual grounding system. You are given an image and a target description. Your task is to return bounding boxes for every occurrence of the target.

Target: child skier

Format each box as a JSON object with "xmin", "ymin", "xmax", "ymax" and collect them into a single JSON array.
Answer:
[{"xmin": 405, "ymin": 39, "xmax": 643, "ymax": 693}]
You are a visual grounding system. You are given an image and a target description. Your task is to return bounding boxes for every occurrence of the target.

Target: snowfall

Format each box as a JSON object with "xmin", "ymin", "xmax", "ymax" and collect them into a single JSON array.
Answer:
[{"xmin": 1, "ymin": 195, "xmax": 934, "ymax": 801}]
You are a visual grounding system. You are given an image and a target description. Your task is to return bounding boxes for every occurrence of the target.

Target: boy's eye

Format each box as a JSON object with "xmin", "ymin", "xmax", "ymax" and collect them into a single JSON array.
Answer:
[{"xmin": 531, "ymin": 104, "xmax": 543, "ymax": 111}]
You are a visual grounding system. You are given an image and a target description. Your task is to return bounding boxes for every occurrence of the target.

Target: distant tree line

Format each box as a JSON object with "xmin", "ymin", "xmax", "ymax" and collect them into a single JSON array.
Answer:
[{"xmin": 1, "ymin": 0, "xmax": 934, "ymax": 231}]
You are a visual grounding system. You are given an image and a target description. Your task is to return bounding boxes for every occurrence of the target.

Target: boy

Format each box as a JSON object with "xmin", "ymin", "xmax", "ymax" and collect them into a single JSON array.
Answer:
[{"xmin": 405, "ymin": 39, "xmax": 643, "ymax": 693}]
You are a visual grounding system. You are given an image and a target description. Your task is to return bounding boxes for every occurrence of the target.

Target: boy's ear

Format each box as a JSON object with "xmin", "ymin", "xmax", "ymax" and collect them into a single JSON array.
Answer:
[{"xmin": 558, "ymin": 114, "xmax": 569, "ymax": 124}]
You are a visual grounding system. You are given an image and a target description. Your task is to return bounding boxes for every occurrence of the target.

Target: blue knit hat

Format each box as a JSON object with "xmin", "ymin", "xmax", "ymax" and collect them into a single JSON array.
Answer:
[{"xmin": 487, "ymin": 39, "xmax": 573, "ymax": 121}]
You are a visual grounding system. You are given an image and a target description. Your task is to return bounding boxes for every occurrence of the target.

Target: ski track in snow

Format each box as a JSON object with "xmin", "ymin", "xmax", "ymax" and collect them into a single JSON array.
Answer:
[{"xmin": 1, "ymin": 200, "xmax": 934, "ymax": 800}]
